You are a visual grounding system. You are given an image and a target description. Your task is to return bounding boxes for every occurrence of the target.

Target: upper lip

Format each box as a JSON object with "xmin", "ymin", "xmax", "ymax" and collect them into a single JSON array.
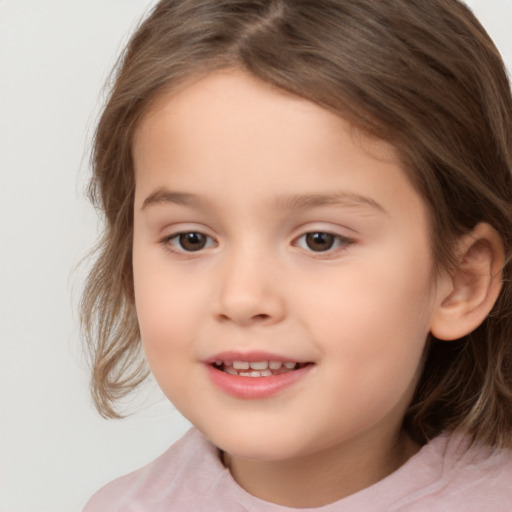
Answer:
[{"xmin": 204, "ymin": 350, "xmax": 310, "ymax": 364}]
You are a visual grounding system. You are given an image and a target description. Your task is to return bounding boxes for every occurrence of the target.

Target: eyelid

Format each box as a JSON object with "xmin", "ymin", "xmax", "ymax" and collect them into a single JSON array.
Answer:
[
  {"xmin": 292, "ymin": 229, "xmax": 356, "ymax": 256},
  {"xmin": 157, "ymin": 224, "xmax": 356, "ymax": 256},
  {"xmin": 295, "ymin": 232, "xmax": 352, "ymax": 248},
  {"xmin": 160, "ymin": 229, "xmax": 217, "ymax": 254}
]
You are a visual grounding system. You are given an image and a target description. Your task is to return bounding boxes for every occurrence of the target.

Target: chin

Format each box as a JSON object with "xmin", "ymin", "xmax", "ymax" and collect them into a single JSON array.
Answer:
[{"xmin": 199, "ymin": 422, "xmax": 318, "ymax": 462}]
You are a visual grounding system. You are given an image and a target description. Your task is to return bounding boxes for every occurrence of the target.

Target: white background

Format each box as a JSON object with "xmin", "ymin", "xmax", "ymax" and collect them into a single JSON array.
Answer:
[{"xmin": 0, "ymin": 1, "xmax": 511, "ymax": 511}]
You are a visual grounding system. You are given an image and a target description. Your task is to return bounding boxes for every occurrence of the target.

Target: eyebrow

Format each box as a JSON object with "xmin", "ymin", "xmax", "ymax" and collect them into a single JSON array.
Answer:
[
  {"xmin": 141, "ymin": 188, "xmax": 387, "ymax": 215},
  {"xmin": 141, "ymin": 189, "xmax": 205, "ymax": 210},
  {"xmin": 276, "ymin": 192, "xmax": 387, "ymax": 214}
]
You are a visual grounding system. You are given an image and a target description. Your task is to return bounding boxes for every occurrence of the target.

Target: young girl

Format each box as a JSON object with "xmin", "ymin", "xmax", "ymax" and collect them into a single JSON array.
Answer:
[{"xmin": 82, "ymin": 0, "xmax": 512, "ymax": 510}]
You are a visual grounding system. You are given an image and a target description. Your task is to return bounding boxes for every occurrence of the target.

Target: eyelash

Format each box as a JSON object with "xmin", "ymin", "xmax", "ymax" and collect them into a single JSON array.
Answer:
[
  {"xmin": 294, "ymin": 232, "xmax": 354, "ymax": 256},
  {"xmin": 160, "ymin": 231, "xmax": 354, "ymax": 256},
  {"xmin": 163, "ymin": 232, "xmax": 216, "ymax": 254}
]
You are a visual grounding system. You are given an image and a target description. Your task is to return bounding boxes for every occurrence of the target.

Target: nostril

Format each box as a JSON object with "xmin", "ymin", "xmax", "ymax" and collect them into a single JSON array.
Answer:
[
  {"xmin": 213, "ymin": 293, "xmax": 285, "ymax": 325},
  {"xmin": 216, "ymin": 312, "xmax": 271, "ymax": 324},
  {"xmin": 253, "ymin": 313, "xmax": 270, "ymax": 321}
]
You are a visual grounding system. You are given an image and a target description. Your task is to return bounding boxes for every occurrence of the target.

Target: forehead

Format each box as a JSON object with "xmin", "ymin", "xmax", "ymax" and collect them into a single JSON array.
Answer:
[
  {"xmin": 132, "ymin": 69, "xmax": 423, "ymax": 219},
  {"xmin": 135, "ymin": 70, "xmax": 397, "ymax": 157}
]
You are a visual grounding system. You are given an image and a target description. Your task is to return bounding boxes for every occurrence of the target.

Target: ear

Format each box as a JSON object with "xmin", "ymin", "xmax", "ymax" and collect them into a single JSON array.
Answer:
[{"xmin": 430, "ymin": 223, "xmax": 505, "ymax": 341}]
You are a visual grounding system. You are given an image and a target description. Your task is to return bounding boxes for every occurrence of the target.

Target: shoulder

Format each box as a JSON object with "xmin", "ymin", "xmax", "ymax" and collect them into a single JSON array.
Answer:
[
  {"xmin": 82, "ymin": 428, "xmax": 228, "ymax": 512},
  {"xmin": 396, "ymin": 433, "xmax": 512, "ymax": 511},
  {"xmin": 435, "ymin": 432, "xmax": 512, "ymax": 484}
]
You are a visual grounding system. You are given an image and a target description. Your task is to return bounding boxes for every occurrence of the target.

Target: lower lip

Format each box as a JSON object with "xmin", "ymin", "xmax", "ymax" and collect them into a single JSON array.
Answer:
[{"xmin": 205, "ymin": 364, "xmax": 313, "ymax": 399}]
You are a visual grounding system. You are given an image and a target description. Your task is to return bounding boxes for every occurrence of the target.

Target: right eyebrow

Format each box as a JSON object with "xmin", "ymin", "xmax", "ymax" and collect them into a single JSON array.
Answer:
[{"xmin": 140, "ymin": 189, "xmax": 204, "ymax": 210}]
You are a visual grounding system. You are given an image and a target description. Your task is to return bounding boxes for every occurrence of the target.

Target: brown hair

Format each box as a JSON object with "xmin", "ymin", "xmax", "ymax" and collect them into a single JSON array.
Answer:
[{"xmin": 82, "ymin": 0, "xmax": 512, "ymax": 447}]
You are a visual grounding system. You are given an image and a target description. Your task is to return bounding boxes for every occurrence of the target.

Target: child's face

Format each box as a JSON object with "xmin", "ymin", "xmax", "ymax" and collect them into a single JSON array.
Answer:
[{"xmin": 132, "ymin": 70, "xmax": 441, "ymax": 468}]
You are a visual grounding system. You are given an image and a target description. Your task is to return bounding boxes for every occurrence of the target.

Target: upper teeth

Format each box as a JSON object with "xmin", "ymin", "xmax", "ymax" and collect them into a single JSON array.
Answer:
[{"xmin": 230, "ymin": 361, "xmax": 296, "ymax": 370}]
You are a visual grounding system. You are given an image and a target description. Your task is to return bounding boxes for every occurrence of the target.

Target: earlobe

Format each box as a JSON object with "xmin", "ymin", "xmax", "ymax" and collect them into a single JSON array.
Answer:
[{"xmin": 430, "ymin": 223, "xmax": 505, "ymax": 341}]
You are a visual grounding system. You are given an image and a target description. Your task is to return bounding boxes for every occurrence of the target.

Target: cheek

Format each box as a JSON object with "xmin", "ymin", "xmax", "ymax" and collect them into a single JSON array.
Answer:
[
  {"xmin": 302, "ymin": 248, "xmax": 434, "ymax": 376},
  {"xmin": 133, "ymin": 269, "xmax": 203, "ymax": 406},
  {"xmin": 136, "ymin": 285, "xmax": 198, "ymax": 345},
  {"xmin": 132, "ymin": 249, "xmax": 203, "ymax": 364}
]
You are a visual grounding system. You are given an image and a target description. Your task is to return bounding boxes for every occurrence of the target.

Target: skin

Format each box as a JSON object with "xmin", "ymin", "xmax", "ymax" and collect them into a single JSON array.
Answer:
[{"xmin": 132, "ymin": 70, "xmax": 449, "ymax": 507}]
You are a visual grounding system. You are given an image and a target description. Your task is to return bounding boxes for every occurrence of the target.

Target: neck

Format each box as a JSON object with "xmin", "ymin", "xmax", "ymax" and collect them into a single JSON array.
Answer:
[{"xmin": 222, "ymin": 430, "xmax": 419, "ymax": 508}]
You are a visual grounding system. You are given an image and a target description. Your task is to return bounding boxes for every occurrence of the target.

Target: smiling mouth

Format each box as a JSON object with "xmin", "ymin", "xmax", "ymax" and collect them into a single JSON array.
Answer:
[{"xmin": 212, "ymin": 360, "xmax": 311, "ymax": 377}]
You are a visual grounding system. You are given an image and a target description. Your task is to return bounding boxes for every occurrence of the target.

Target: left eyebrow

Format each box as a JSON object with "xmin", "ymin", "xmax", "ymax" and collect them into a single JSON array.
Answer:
[{"xmin": 275, "ymin": 192, "xmax": 388, "ymax": 215}]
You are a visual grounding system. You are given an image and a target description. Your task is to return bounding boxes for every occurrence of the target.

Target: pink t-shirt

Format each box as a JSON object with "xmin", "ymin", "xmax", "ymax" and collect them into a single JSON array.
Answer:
[{"xmin": 83, "ymin": 428, "xmax": 512, "ymax": 511}]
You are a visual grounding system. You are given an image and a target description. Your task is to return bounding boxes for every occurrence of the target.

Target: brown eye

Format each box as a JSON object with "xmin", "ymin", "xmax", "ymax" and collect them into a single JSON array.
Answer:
[
  {"xmin": 304, "ymin": 232, "xmax": 336, "ymax": 252},
  {"xmin": 295, "ymin": 231, "xmax": 353, "ymax": 254},
  {"xmin": 177, "ymin": 232, "xmax": 209, "ymax": 251}
]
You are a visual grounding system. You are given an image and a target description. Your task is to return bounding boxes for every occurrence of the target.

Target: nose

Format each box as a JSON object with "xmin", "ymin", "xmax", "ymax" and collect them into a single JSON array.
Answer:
[{"xmin": 212, "ymin": 249, "xmax": 286, "ymax": 326}]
